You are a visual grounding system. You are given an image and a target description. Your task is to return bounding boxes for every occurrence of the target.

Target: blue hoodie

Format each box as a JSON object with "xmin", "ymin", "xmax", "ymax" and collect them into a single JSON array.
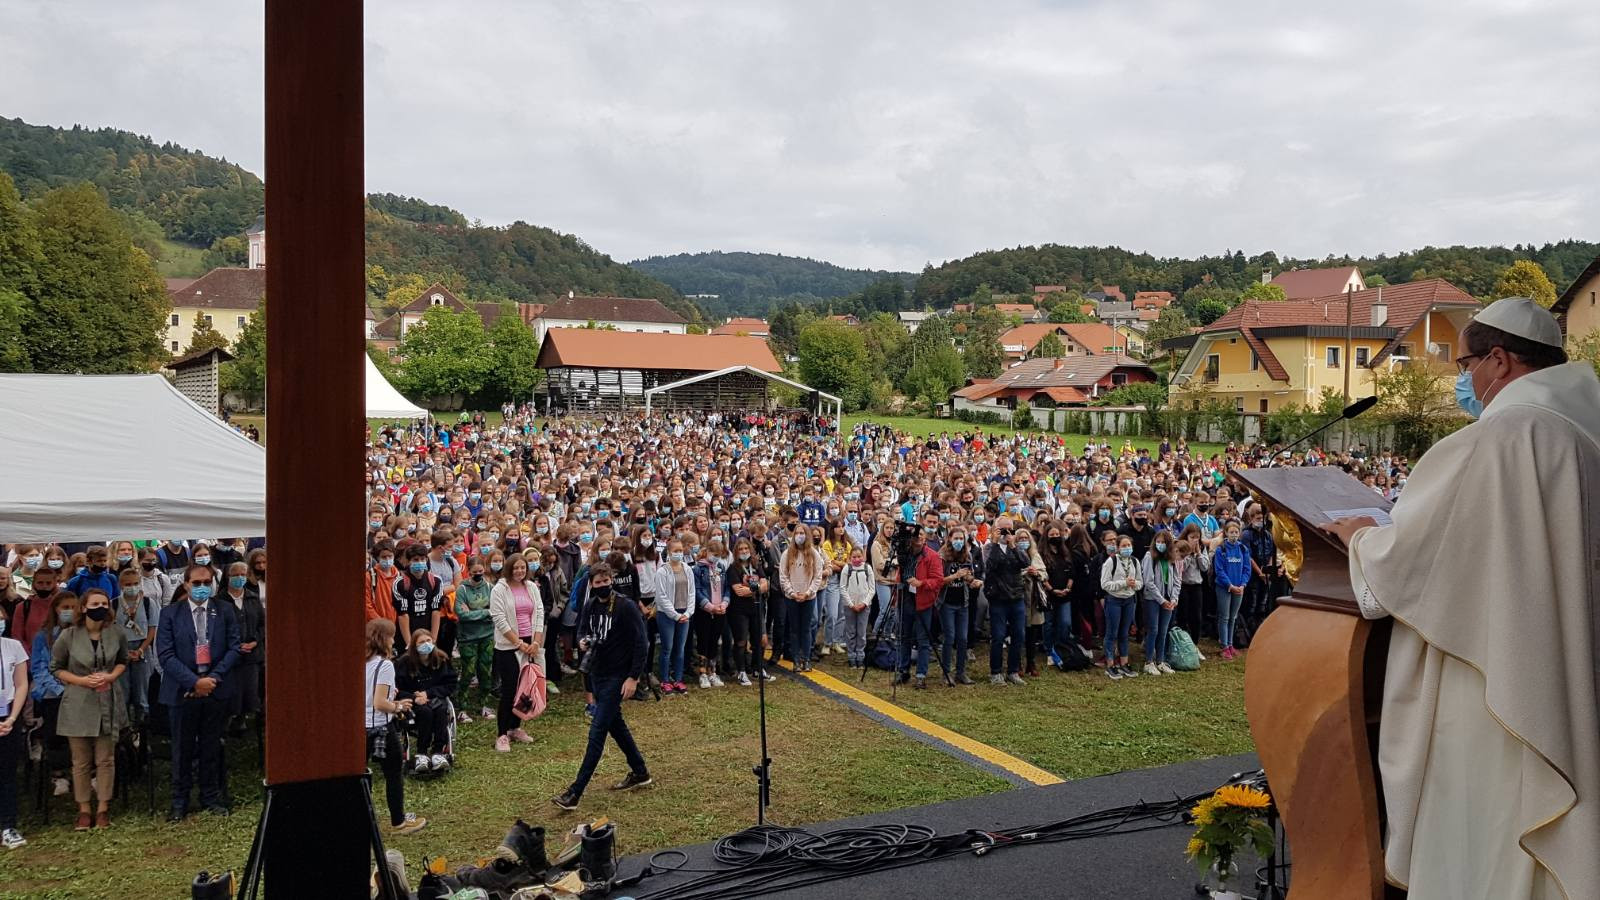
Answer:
[{"xmin": 1212, "ymin": 538, "xmax": 1251, "ymax": 592}]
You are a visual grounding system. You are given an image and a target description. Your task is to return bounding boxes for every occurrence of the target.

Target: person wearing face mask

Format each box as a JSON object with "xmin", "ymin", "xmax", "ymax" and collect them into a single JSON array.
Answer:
[
  {"xmin": 1210, "ymin": 522, "xmax": 1250, "ymax": 661},
  {"xmin": 777, "ymin": 526, "xmax": 825, "ymax": 673},
  {"xmin": 1319, "ymin": 298, "xmax": 1600, "ymax": 900},
  {"xmin": 653, "ymin": 539, "xmax": 695, "ymax": 692},
  {"xmin": 1139, "ymin": 536, "xmax": 1181, "ymax": 676},
  {"xmin": 12, "ymin": 565, "xmax": 60, "ymax": 651},
  {"xmin": 156, "ymin": 564, "xmax": 241, "ymax": 821},
  {"xmin": 52, "ymin": 588, "xmax": 128, "ymax": 830},
  {"xmin": 937, "ymin": 529, "xmax": 981, "ymax": 685},
  {"xmin": 0, "ymin": 601, "xmax": 30, "ymax": 849},
  {"xmin": 390, "ymin": 546, "xmax": 444, "ymax": 658},
  {"xmin": 453, "ymin": 560, "xmax": 495, "ymax": 722},
  {"xmin": 222, "ymin": 562, "xmax": 264, "ymax": 733},
  {"xmin": 136, "ymin": 548, "xmax": 175, "ymax": 606},
  {"xmin": 65, "ymin": 546, "xmax": 121, "ymax": 604},
  {"xmin": 1239, "ymin": 503, "xmax": 1279, "ymax": 633},
  {"xmin": 1099, "ymin": 536, "xmax": 1143, "ymax": 680},
  {"xmin": 364, "ymin": 541, "xmax": 401, "ymax": 627},
  {"xmin": 488, "ymin": 555, "xmax": 543, "ymax": 752},
  {"xmin": 188, "ymin": 542, "xmax": 221, "ymax": 587},
  {"xmin": 115, "ymin": 568, "xmax": 157, "ymax": 720},
  {"xmin": 982, "ymin": 517, "xmax": 1030, "ymax": 686},
  {"xmin": 396, "ymin": 628, "xmax": 459, "ymax": 774}
]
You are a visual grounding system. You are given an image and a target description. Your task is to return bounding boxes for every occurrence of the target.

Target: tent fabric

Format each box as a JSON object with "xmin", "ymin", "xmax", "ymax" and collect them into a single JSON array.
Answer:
[
  {"xmin": 365, "ymin": 355, "xmax": 428, "ymax": 419},
  {"xmin": 0, "ymin": 374, "xmax": 266, "ymax": 543}
]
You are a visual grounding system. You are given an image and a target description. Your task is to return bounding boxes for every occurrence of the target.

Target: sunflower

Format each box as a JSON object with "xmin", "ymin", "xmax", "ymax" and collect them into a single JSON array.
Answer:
[
  {"xmin": 1190, "ymin": 796, "xmax": 1220, "ymax": 825},
  {"xmin": 1185, "ymin": 836, "xmax": 1206, "ymax": 859},
  {"xmin": 1215, "ymin": 784, "xmax": 1271, "ymax": 810}
]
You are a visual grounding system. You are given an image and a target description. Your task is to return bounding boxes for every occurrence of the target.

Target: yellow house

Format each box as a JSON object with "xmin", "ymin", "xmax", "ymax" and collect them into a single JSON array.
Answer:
[
  {"xmin": 164, "ymin": 268, "xmax": 265, "ymax": 356},
  {"xmin": 1164, "ymin": 279, "xmax": 1480, "ymax": 413},
  {"xmin": 1553, "ymin": 255, "xmax": 1600, "ymax": 343}
]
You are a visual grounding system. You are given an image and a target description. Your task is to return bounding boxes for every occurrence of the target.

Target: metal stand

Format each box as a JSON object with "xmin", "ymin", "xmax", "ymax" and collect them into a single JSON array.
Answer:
[
  {"xmin": 753, "ymin": 594, "xmax": 773, "ymax": 825},
  {"xmin": 241, "ymin": 774, "xmax": 399, "ymax": 899}
]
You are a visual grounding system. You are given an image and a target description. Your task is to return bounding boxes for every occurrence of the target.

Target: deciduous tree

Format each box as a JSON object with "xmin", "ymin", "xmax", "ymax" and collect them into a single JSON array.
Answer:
[
  {"xmin": 485, "ymin": 314, "xmax": 541, "ymax": 402},
  {"xmin": 1490, "ymin": 260, "xmax": 1557, "ymax": 308},
  {"xmin": 1033, "ymin": 331, "xmax": 1067, "ymax": 359},
  {"xmin": 396, "ymin": 304, "xmax": 491, "ymax": 404},
  {"xmin": 1240, "ymin": 282, "xmax": 1288, "ymax": 303},
  {"xmin": 797, "ymin": 319, "xmax": 870, "ymax": 410},
  {"xmin": 963, "ymin": 307, "xmax": 1007, "ymax": 379},
  {"xmin": 223, "ymin": 299, "xmax": 267, "ymax": 402},
  {"xmin": 185, "ymin": 316, "xmax": 230, "ymax": 354}
]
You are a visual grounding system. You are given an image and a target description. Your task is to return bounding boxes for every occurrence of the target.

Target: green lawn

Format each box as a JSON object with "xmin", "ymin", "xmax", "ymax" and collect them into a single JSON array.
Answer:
[
  {"xmin": 154, "ymin": 238, "xmax": 207, "ymax": 279},
  {"xmin": 844, "ymin": 414, "xmax": 1228, "ymax": 458},
  {"xmin": 0, "ymin": 680, "xmax": 1008, "ymax": 899}
]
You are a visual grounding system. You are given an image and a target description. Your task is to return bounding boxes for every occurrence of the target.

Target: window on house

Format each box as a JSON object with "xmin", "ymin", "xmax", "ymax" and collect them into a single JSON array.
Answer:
[
  {"xmin": 1354, "ymin": 347, "xmax": 1370, "ymax": 367},
  {"xmin": 1205, "ymin": 354, "xmax": 1220, "ymax": 383},
  {"xmin": 170, "ymin": 313, "xmax": 180, "ymax": 326},
  {"xmin": 1234, "ymin": 396, "xmax": 1245, "ymax": 412},
  {"xmin": 1111, "ymin": 372, "xmax": 1128, "ymax": 386},
  {"xmin": 201, "ymin": 315, "xmax": 213, "ymax": 327},
  {"xmin": 1431, "ymin": 341, "xmax": 1450, "ymax": 362},
  {"xmin": 1249, "ymin": 351, "xmax": 1260, "ymax": 372},
  {"xmin": 171, "ymin": 341, "xmax": 179, "ymax": 352},
  {"xmin": 1395, "ymin": 342, "xmax": 1414, "ymax": 361},
  {"xmin": 237, "ymin": 316, "xmax": 246, "ymax": 328},
  {"xmin": 430, "ymin": 293, "xmax": 444, "ymax": 305},
  {"xmin": 1259, "ymin": 399, "xmax": 1269, "ymax": 413},
  {"xmin": 1326, "ymin": 346, "xmax": 1341, "ymax": 368}
]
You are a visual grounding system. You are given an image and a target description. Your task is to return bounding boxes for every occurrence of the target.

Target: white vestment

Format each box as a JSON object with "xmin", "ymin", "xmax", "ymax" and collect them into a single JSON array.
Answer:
[{"xmin": 1349, "ymin": 362, "xmax": 1600, "ymax": 900}]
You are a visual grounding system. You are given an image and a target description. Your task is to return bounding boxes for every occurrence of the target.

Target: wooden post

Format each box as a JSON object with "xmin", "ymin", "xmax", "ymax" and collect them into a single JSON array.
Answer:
[{"xmin": 260, "ymin": 1, "xmax": 372, "ymax": 895}]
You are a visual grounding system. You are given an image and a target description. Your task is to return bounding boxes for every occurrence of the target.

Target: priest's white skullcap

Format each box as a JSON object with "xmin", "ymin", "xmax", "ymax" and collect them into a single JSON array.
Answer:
[{"xmin": 1471, "ymin": 297, "xmax": 1564, "ymax": 348}]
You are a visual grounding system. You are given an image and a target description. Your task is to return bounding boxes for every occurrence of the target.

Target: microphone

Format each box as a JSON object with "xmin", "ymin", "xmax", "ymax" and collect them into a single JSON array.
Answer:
[{"xmin": 1278, "ymin": 396, "xmax": 1378, "ymax": 457}]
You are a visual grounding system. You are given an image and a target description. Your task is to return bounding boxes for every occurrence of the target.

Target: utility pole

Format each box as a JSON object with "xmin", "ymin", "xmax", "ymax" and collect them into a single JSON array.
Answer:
[{"xmin": 1341, "ymin": 285, "xmax": 1354, "ymax": 452}]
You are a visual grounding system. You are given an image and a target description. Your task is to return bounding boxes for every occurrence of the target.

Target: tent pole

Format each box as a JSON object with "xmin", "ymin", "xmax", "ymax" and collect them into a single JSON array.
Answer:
[{"xmin": 259, "ymin": 2, "xmax": 373, "ymax": 896}]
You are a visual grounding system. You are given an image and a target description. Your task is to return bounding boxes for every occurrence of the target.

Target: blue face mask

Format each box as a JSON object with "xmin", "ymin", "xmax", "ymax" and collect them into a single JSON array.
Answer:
[
  {"xmin": 1119, "ymin": 547, "xmax": 1133, "ymax": 558},
  {"xmin": 229, "ymin": 575, "xmax": 248, "ymax": 589},
  {"xmin": 189, "ymin": 584, "xmax": 213, "ymax": 603},
  {"xmin": 1455, "ymin": 370, "xmax": 1484, "ymax": 418},
  {"xmin": 416, "ymin": 642, "xmax": 435, "ymax": 657},
  {"xmin": 1154, "ymin": 542, "xmax": 1167, "ymax": 554},
  {"xmin": 951, "ymin": 539, "xmax": 965, "ymax": 550},
  {"xmin": 409, "ymin": 561, "xmax": 428, "ymax": 575}
]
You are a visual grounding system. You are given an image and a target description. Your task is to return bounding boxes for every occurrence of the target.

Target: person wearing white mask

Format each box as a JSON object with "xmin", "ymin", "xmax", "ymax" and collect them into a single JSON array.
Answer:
[{"xmin": 1325, "ymin": 298, "xmax": 1600, "ymax": 900}]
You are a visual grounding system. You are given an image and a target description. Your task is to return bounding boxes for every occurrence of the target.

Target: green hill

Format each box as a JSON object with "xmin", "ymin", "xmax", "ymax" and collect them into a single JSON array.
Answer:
[
  {"xmin": 0, "ymin": 117, "xmax": 698, "ymax": 320},
  {"xmin": 629, "ymin": 250, "xmax": 916, "ymax": 318}
]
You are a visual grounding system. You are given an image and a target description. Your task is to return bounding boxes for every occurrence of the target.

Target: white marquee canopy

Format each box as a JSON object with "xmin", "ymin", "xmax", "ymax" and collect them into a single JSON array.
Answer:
[
  {"xmin": 365, "ymin": 354, "xmax": 427, "ymax": 420},
  {"xmin": 0, "ymin": 374, "xmax": 267, "ymax": 543}
]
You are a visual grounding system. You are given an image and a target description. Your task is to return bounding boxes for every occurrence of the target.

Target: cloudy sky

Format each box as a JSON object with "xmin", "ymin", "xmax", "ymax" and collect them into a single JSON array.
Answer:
[{"xmin": 3, "ymin": 0, "xmax": 1597, "ymax": 271}]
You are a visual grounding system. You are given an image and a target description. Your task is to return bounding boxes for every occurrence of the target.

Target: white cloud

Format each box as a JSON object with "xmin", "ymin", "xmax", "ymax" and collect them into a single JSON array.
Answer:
[{"xmin": 2, "ymin": 0, "xmax": 1597, "ymax": 272}]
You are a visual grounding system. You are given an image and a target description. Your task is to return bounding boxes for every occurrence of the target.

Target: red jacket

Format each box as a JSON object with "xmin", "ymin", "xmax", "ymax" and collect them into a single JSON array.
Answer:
[{"xmin": 912, "ymin": 546, "xmax": 944, "ymax": 612}]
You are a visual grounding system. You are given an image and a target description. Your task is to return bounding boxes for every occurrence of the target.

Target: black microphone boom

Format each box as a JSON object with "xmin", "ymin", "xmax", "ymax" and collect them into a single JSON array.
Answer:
[{"xmin": 1279, "ymin": 396, "xmax": 1378, "ymax": 456}]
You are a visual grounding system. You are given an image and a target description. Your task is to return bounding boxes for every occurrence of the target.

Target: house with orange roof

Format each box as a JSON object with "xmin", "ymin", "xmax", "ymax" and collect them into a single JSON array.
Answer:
[
  {"xmin": 952, "ymin": 355, "xmax": 1155, "ymax": 415},
  {"xmin": 1161, "ymin": 279, "xmax": 1480, "ymax": 413},
  {"xmin": 999, "ymin": 322, "xmax": 1131, "ymax": 363},
  {"xmin": 712, "ymin": 317, "xmax": 771, "ymax": 337},
  {"xmin": 1268, "ymin": 266, "xmax": 1365, "ymax": 300}
]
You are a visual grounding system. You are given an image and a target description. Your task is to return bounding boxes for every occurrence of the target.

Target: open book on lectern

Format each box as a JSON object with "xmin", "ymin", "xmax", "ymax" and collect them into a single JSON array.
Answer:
[{"xmin": 1232, "ymin": 466, "xmax": 1393, "ymax": 532}]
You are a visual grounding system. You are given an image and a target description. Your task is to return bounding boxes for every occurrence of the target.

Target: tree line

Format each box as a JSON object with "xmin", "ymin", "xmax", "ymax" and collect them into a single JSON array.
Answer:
[{"xmin": 628, "ymin": 250, "xmax": 916, "ymax": 319}]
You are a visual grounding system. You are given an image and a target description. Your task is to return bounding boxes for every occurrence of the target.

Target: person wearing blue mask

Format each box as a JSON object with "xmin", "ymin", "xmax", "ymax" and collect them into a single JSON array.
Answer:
[
  {"xmin": 221, "ymin": 562, "xmax": 265, "ymax": 733},
  {"xmin": 1210, "ymin": 522, "xmax": 1251, "ymax": 661},
  {"xmin": 396, "ymin": 628, "xmax": 458, "ymax": 775},
  {"xmin": 1099, "ymin": 536, "xmax": 1143, "ymax": 680},
  {"xmin": 390, "ymin": 546, "xmax": 444, "ymax": 658},
  {"xmin": 156, "ymin": 564, "xmax": 241, "ymax": 821},
  {"xmin": 938, "ymin": 528, "xmax": 982, "ymax": 685}
]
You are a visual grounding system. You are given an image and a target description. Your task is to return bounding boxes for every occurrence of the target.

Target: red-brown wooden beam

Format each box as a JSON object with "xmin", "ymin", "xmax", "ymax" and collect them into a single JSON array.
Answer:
[{"xmin": 259, "ymin": 2, "xmax": 373, "ymax": 895}]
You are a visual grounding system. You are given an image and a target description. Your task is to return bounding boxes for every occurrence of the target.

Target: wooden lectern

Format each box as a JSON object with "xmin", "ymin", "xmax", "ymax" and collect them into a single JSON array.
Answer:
[{"xmin": 1228, "ymin": 467, "xmax": 1397, "ymax": 900}]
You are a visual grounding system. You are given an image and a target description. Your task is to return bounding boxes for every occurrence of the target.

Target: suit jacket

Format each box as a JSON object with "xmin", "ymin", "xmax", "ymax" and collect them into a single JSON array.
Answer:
[{"xmin": 156, "ymin": 598, "xmax": 242, "ymax": 706}]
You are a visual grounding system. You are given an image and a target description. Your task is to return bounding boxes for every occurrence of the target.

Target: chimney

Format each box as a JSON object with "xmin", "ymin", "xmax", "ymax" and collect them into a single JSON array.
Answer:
[
  {"xmin": 568, "ymin": 289, "xmax": 574, "ymax": 299},
  {"xmin": 1371, "ymin": 287, "xmax": 1387, "ymax": 327},
  {"xmin": 1261, "ymin": 270, "xmax": 1272, "ymax": 285},
  {"xmin": 1053, "ymin": 358, "xmax": 1064, "ymax": 370}
]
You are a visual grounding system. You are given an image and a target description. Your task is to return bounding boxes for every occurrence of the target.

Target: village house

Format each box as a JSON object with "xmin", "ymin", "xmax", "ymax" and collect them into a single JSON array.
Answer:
[
  {"xmin": 952, "ymin": 354, "xmax": 1155, "ymax": 415},
  {"xmin": 1161, "ymin": 279, "xmax": 1479, "ymax": 413},
  {"xmin": 1553, "ymin": 254, "xmax": 1600, "ymax": 343},
  {"xmin": 1268, "ymin": 265, "xmax": 1366, "ymax": 300},
  {"xmin": 998, "ymin": 322, "xmax": 1130, "ymax": 363},
  {"xmin": 529, "ymin": 293, "xmax": 688, "ymax": 344},
  {"xmin": 711, "ymin": 317, "xmax": 771, "ymax": 337},
  {"xmin": 164, "ymin": 267, "xmax": 265, "ymax": 355}
]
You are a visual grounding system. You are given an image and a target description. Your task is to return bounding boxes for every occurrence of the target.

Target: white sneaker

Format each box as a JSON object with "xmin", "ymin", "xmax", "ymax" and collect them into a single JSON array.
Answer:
[
  {"xmin": 1006, "ymin": 673, "xmax": 1027, "ymax": 686},
  {"xmin": 1143, "ymin": 662, "xmax": 1161, "ymax": 676},
  {"xmin": 53, "ymin": 777, "xmax": 68, "ymax": 797},
  {"xmin": 819, "ymin": 645, "xmax": 831, "ymax": 657},
  {"xmin": 480, "ymin": 707, "xmax": 494, "ymax": 719},
  {"xmin": 0, "ymin": 828, "xmax": 25, "ymax": 850},
  {"xmin": 456, "ymin": 710, "xmax": 473, "ymax": 724},
  {"xmin": 762, "ymin": 671, "xmax": 777, "ymax": 682},
  {"xmin": 547, "ymin": 683, "xmax": 560, "ymax": 695},
  {"xmin": 708, "ymin": 673, "xmax": 724, "ymax": 687},
  {"xmin": 1158, "ymin": 662, "xmax": 1175, "ymax": 675},
  {"xmin": 698, "ymin": 674, "xmax": 711, "ymax": 689},
  {"xmin": 413, "ymin": 755, "xmax": 431, "ymax": 774},
  {"xmin": 736, "ymin": 672, "xmax": 752, "ymax": 686},
  {"xmin": 990, "ymin": 674, "xmax": 1006, "ymax": 685},
  {"xmin": 833, "ymin": 643, "xmax": 847, "ymax": 654},
  {"xmin": 430, "ymin": 754, "xmax": 450, "ymax": 772}
]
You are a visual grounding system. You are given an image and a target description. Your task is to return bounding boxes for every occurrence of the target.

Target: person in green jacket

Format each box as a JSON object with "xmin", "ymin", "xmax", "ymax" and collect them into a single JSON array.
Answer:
[{"xmin": 454, "ymin": 556, "xmax": 495, "ymax": 721}]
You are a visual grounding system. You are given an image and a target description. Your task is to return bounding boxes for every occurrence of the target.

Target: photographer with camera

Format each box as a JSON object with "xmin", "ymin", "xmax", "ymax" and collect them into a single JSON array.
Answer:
[
  {"xmin": 553, "ymin": 564, "xmax": 651, "ymax": 812},
  {"xmin": 901, "ymin": 524, "xmax": 945, "ymax": 689},
  {"xmin": 983, "ymin": 517, "xmax": 1030, "ymax": 686}
]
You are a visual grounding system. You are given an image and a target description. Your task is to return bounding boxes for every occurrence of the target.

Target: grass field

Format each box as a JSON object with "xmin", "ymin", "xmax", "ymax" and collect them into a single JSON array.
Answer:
[
  {"xmin": 1, "ymin": 643, "xmax": 1252, "ymax": 899},
  {"xmin": 153, "ymin": 238, "xmax": 207, "ymax": 279},
  {"xmin": 844, "ymin": 414, "xmax": 1228, "ymax": 458}
]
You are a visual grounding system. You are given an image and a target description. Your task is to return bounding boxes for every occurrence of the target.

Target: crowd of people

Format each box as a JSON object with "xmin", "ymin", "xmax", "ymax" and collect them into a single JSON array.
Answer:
[{"xmin": 0, "ymin": 405, "xmax": 1413, "ymax": 845}]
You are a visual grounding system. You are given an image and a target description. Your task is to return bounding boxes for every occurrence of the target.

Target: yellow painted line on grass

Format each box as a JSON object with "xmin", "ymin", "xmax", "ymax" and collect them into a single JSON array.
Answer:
[{"xmin": 780, "ymin": 661, "xmax": 1064, "ymax": 787}]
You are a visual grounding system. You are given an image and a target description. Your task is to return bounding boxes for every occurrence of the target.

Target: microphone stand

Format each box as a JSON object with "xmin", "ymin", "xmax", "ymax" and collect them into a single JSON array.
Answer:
[{"xmin": 1277, "ymin": 397, "xmax": 1378, "ymax": 459}]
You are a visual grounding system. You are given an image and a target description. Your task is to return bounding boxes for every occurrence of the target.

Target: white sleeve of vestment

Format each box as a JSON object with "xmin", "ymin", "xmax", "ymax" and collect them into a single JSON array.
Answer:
[{"xmin": 1347, "ymin": 526, "xmax": 1389, "ymax": 620}]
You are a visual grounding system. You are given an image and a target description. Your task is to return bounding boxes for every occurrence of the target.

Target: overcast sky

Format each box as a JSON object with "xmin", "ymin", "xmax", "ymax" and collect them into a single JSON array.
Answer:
[{"xmin": 3, "ymin": 0, "xmax": 1598, "ymax": 271}]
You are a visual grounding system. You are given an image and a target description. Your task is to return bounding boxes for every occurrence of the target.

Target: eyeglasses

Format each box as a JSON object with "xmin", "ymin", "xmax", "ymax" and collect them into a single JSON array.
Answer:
[{"xmin": 1455, "ymin": 353, "xmax": 1482, "ymax": 375}]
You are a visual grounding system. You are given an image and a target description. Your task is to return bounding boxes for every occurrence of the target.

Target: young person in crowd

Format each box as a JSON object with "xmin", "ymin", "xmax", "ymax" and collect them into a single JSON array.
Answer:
[
  {"xmin": 52, "ymin": 588, "xmax": 128, "ymax": 830},
  {"xmin": 0, "ymin": 601, "xmax": 28, "ymax": 849},
  {"xmin": 488, "ymin": 555, "xmax": 542, "ymax": 752},
  {"xmin": 1140, "ymin": 534, "xmax": 1181, "ymax": 676},
  {"xmin": 454, "ymin": 556, "xmax": 495, "ymax": 721},
  {"xmin": 364, "ymin": 619, "xmax": 425, "ymax": 835},
  {"xmin": 396, "ymin": 627, "xmax": 458, "ymax": 774},
  {"xmin": 1100, "ymin": 535, "xmax": 1143, "ymax": 681},
  {"xmin": 1212, "ymin": 521, "xmax": 1252, "ymax": 660}
]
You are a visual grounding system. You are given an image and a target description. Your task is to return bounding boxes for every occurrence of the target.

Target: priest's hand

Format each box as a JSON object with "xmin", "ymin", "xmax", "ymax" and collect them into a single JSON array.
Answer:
[{"xmin": 1322, "ymin": 516, "xmax": 1379, "ymax": 547}]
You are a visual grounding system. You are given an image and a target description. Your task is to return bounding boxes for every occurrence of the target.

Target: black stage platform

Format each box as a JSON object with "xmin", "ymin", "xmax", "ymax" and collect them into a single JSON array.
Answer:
[{"xmin": 611, "ymin": 752, "xmax": 1267, "ymax": 900}]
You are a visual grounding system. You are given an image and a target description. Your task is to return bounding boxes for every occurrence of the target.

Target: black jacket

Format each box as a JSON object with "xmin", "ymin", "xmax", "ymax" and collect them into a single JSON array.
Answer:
[
  {"xmin": 396, "ymin": 657, "xmax": 458, "ymax": 702},
  {"xmin": 982, "ymin": 543, "xmax": 1028, "ymax": 604},
  {"xmin": 577, "ymin": 591, "xmax": 648, "ymax": 681},
  {"xmin": 228, "ymin": 587, "xmax": 266, "ymax": 667}
]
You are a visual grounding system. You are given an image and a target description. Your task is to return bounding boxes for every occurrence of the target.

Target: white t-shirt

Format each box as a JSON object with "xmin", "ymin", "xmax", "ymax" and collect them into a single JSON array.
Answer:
[
  {"xmin": 0, "ymin": 636, "xmax": 28, "ymax": 719},
  {"xmin": 364, "ymin": 656, "xmax": 395, "ymax": 729}
]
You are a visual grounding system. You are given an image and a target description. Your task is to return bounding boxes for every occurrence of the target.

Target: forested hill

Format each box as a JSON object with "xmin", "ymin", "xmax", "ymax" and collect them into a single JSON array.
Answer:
[
  {"xmin": 912, "ymin": 241, "xmax": 1600, "ymax": 307},
  {"xmin": 0, "ymin": 117, "xmax": 699, "ymax": 322},
  {"xmin": 629, "ymin": 250, "xmax": 916, "ymax": 318}
]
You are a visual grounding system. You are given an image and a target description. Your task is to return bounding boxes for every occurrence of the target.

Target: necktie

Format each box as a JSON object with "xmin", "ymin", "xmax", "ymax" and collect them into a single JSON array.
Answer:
[{"xmin": 193, "ymin": 605, "xmax": 205, "ymax": 641}]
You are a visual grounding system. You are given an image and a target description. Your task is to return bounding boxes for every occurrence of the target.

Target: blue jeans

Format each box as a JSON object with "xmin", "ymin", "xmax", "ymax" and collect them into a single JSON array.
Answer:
[
  {"xmin": 912, "ymin": 607, "xmax": 935, "ymax": 677},
  {"xmin": 1143, "ymin": 599, "xmax": 1174, "ymax": 664},
  {"xmin": 786, "ymin": 596, "xmax": 816, "ymax": 665},
  {"xmin": 989, "ymin": 599, "xmax": 1026, "ymax": 675},
  {"xmin": 1041, "ymin": 600, "xmax": 1071, "ymax": 660},
  {"xmin": 939, "ymin": 603, "xmax": 969, "ymax": 677},
  {"xmin": 568, "ymin": 675, "xmax": 648, "ymax": 798},
  {"xmin": 656, "ymin": 613, "xmax": 691, "ymax": 682},
  {"xmin": 1216, "ymin": 585, "xmax": 1244, "ymax": 648},
  {"xmin": 1104, "ymin": 596, "xmax": 1136, "ymax": 661},
  {"xmin": 818, "ymin": 574, "xmax": 842, "ymax": 646},
  {"xmin": 874, "ymin": 583, "xmax": 893, "ymax": 626}
]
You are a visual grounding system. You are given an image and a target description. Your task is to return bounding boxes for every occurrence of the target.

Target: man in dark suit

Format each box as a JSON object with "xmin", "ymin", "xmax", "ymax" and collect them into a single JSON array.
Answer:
[{"xmin": 157, "ymin": 563, "xmax": 241, "ymax": 821}]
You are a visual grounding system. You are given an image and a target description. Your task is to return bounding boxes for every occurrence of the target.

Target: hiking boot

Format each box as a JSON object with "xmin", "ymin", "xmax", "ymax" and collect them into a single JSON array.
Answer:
[
  {"xmin": 611, "ymin": 770, "xmax": 653, "ymax": 791},
  {"xmin": 551, "ymin": 789, "xmax": 580, "ymax": 811}
]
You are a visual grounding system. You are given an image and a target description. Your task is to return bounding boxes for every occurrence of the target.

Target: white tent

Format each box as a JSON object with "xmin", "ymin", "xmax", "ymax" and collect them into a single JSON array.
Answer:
[
  {"xmin": 0, "ymin": 374, "xmax": 266, "ymax": 543},
  {"xmin": 365, "ymin": 354, "xmax": 428, "ymax": 420}
]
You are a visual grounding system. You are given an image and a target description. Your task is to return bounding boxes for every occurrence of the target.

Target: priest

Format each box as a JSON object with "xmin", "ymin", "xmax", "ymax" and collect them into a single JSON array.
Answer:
[{"xmin": 1324, "ymin": 297, "xmax": 1600, "ymax": 900}]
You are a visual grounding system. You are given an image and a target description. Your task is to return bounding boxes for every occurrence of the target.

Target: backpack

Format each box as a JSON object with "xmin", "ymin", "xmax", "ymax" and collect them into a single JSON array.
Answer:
[
  {"xmin": 1165, "ymin": 626, "xmax": 1201, "ymax": 671},
  {"xmin": 1052, "ymin": 639, "xmax": 1093, "ymax": 671},
  {"xmin": 511, "ymin": 661, "xmax": 547, "ymax": 721}
]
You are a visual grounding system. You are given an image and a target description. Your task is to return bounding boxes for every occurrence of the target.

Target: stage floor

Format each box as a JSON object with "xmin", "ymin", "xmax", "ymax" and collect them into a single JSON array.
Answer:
[{"xmin": 614, "ymin": 752, "xmax": 1265, "ymax": 900}]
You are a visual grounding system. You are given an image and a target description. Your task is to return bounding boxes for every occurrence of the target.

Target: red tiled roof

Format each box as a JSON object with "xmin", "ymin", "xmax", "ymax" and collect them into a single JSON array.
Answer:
[
  {"xmin": 476, "ymin": 303, "xmax": 509, "ymax": 329},
  {"xmin": 536, "ymin": 330, "xmax": 779, "ymax": 372},
  {"xmin": 999, "ymin": 322, "xmax": 1129, "ymax": 357},
  {"xmin": 1132, "ymin": 291, "xmax": 1173, "ymax": 309},
  {"xmin": 1032, "ymin": 285, "xmax": 1067, "ymax": 294},
  {"xmin": 712, "ymin": 317, "xmax": 769, "ymax": 336},
  {"xmin": 1269, "ymin": 266, "xmax": 1362, "ymax": 300},
  {"xmin": 167, "ymin": 268, "xmax": 265, "ymax": 311},
  {"xmin": 984, "ymin": 354, "xmax": 1152, "ymax": 391},
  {"xmin": 954, "ymin": 380, "xmax": 1004, "ymax": 401},
  {"xmin": 398, "ymin": 282, "xmax": 471, "ymax": 314},
  {"xmin": 995, "ymin": 303, "xmax": 1038, "ymax": 315},
  {"xmin": 164, "ymin": 277, "xmax": 197, "ymax": 293},
  {"xmin": 1137, "ymin": 308, "xmax": 1161, "ymax": 321},
  {"xmin": 1099, "ymin": 285, "xmax": 1125, "ymax": 302},
  {"xmin": 539, "ymin": 295, "xmax": 687, "ymax": 325},
  {"xmin": 1200, "ymin": 279, "xmax": 1480, "ymax": 378},
  {"xmin": 1035, "ymin": 385, "xmax": 1090, "ymax": 404}
]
